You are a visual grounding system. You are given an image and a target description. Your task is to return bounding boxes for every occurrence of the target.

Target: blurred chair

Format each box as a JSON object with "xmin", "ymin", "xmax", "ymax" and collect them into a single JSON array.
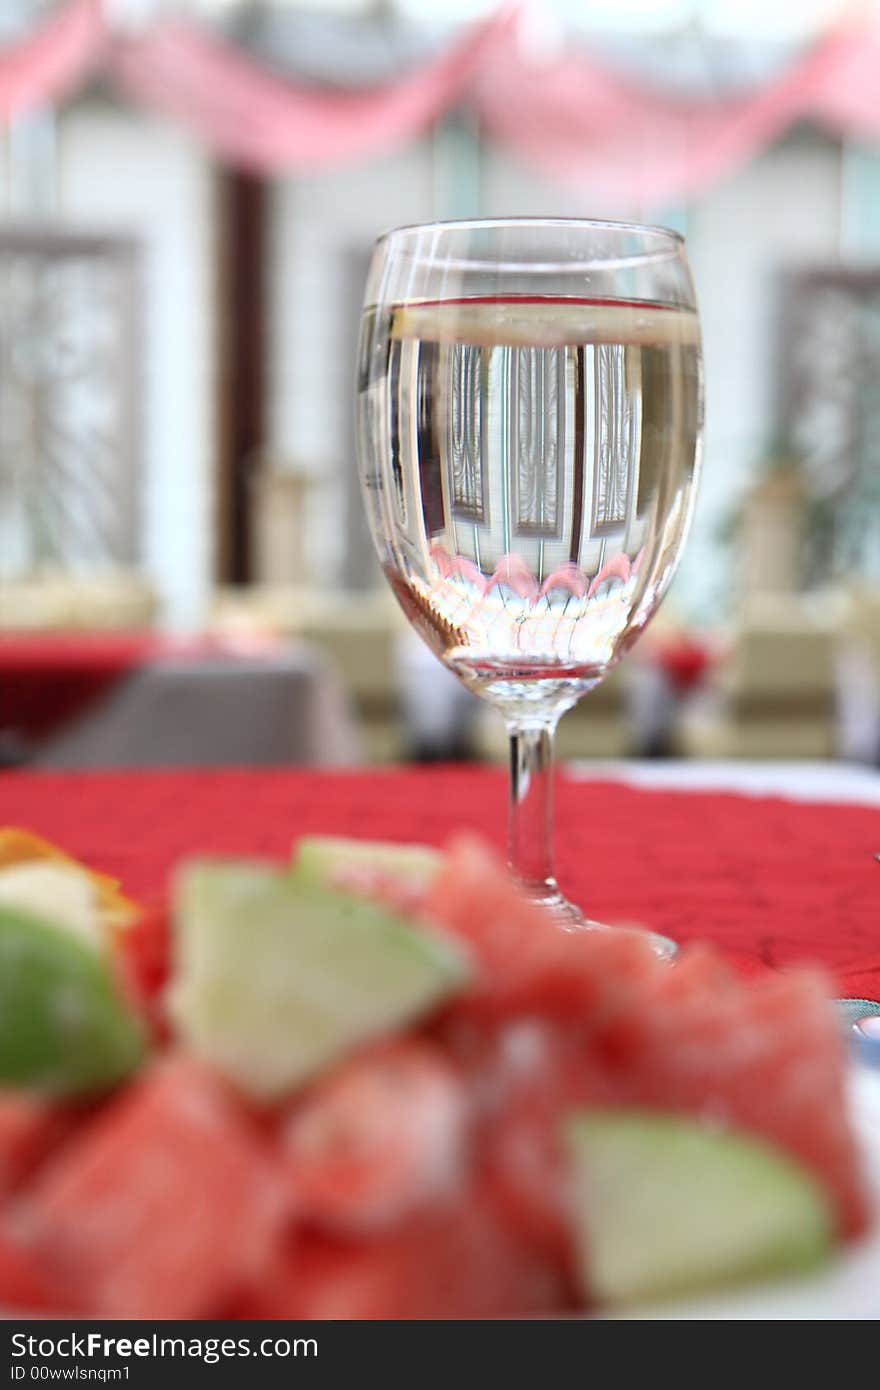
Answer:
[
  {"xmin": 0, "ymin": 572, "xmax": 159, "ymax": 630},
  {"xmin": 249, "ymin": 463, "xmax": 315, "ymax": 586},
  {"xmin": 211, "ymin": 585, "xmax": 404, "ymax": 761},
  {"xmin": 678, "ymin": 596, "xmax": 839, "ymax": 758},
  {"xmin": 551, "ymin": 665, "xmax": 633, "ymax": 759},
  {"xmin": 838, "ymin": 584, "xmax": 880, "ymax": 763},
  {"xmin": 739, "ymin": 465, "xmax": 807, "ymax": 597},
  {"xmin": 299, "ymin": 596, "xmax": 404, "ymax": 762},
  {"xmin": 474, "ymin": 664, "xmax": 632, "ymax": 762},
  {"xmin": 845, "ymin": 585, "xmax": 880, "ymax": 672}
]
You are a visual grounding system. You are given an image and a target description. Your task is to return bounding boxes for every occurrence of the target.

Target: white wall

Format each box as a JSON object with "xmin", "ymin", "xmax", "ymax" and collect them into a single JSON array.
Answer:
[
  {"xmin": 267, "ymin": 138, "xmax": 436, "ymax": 583},
  {"xmin": 56, "ymin": 99, "xmax": 218, "ymax": 629},
  {"xmin": 682, "ymin": 130, "xmax": 843, "ymax": 618},
  {"xmin": 480, "ymin": 144, "xmax": 637, "ymax": 223}
]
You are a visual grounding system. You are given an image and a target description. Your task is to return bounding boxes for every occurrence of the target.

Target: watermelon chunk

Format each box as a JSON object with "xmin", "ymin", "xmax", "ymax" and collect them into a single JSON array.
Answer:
[
  {"xmin": 113, "ymin": 899, "xmax": 171, "ymax": 1038},
  {"xmin": 427, "ymin": 838, "xmax": 869, "ymax": 1243},
  {"xmin": 425, "ymin": 835, "xmax": 660, "ymax": 1019},
  {"xmin": 279, "ymin": 1039, "xmax": 468, "ymax": 1234},
  {"xmin": 453, "ymin": 1022, "xmax": 582, "ymax": 1262},
  {"xmin": 0, "ymin": 1094, "xmax": 72, "ymax": 1198},
  {"xmin": 478, "ymin": 976, "xmax": 869, "ymax": 1256},
  {"xmin": 0, "ymin": 1229, "xmax": 52, "ymax": 1313},
  {"xmin": 239, "ymin": 1191, "xmax": 571, "ymax": 1320},
  {"xmin": 586, "ymin": 956, "xmax": 869, "ymax": 1239},
  {"xmin": 14, "ymin": 1056, "xmax": 291, "ymax": 1318}
]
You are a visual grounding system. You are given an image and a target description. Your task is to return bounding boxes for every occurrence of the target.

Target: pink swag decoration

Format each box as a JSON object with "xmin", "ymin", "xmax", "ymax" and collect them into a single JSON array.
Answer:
[
  {"xmin": 0, "ymin": 0, "xmax": 104, "ymax": 120},
  {"xmin": 108, "ymin": 5, "xmax": 516, "ymax": 172},
  {"xmin": 3, "ymin": 3, "xmax": 880, "ymax": 204}
]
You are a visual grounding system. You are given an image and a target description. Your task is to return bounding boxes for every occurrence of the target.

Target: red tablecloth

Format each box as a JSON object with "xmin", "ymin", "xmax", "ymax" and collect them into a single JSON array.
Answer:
[
  {"xmin": 0, "ymin": 634, "xmax": 166, "ymax": 739},
  {"xmin": 0, "ymin": 634, "xmax": 254, "ymax": 741},
  {"xmin": 0, "ymin": 766, "xmax": 876, "ymax": 1000}
]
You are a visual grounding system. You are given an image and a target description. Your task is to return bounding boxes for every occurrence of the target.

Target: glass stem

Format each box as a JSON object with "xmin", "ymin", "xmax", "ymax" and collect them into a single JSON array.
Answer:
[{"xmin": 506, "ymin": 718, "xmax": 560, "ymax": 901}]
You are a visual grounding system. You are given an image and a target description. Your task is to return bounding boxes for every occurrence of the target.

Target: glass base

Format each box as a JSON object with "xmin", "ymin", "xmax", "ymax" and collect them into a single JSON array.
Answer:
[{"xmin": 524, "ymin": 885, "xmax": 678, "ymax": 961}]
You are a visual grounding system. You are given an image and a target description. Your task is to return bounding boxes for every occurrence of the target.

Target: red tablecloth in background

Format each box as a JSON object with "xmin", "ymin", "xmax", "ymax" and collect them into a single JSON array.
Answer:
[
  {"xmin": 0, "ymin": 634, "xmax": 242, "ymax": 740},
  {"xmin": 0, "ymin": 635, "xmax": 165, "ymax": 739},
  {"xmin": 0, "ymin": 766, "xmax": 876, "ymax": 1000}
]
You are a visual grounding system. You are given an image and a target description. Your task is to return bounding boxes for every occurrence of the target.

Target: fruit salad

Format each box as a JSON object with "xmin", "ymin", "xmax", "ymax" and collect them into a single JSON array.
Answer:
[{"xmin": 0, "ymin": 828, "xmax": 871, "ymax": 1319}]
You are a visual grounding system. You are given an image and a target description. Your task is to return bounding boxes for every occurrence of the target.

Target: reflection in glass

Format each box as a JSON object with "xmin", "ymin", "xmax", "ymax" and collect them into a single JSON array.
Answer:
[{"xmin": 357, "ymin": 221, "xmax": 703, "ymax": 944}]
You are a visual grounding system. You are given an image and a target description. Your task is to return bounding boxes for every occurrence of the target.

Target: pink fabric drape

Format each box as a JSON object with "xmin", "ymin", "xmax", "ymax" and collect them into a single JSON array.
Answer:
[
  {"xmin": 472, "ymin": 21, "xmax": 878, "ymax": 208},
  {"xmin": 807, "ymin": 24, "xmax": 880, "ymax": 141},
  {"xmin": 3, "ymin": 3, "xmax": 880, "ymax": 207},
  {"xmin": 473, "ymin": 21, "xmax": 880, "ymax": 209},
  {"xmin": 0, "ymin": 0, "xmax": 104, "ymax": 120},
  {"xmin": 108, "ymin": 7, "xmax": 518, "ymax": 173}
]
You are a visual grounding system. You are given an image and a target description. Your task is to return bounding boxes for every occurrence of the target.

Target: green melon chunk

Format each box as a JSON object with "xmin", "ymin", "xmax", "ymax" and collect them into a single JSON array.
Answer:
[
  {"xmin": 565, "ymin": 1110, "xmax": 832, "ymax": 1309},
  {"xmin": 170, "ymin": 861, "xmax": 468, "ymax": 1100},
  {"xmin": 293, "ymin": 836, "xmax": 443, "ymax": 886},
  {"xmin": 0, "ymin": 906, "xmax": 144, "ymax": 1096}
]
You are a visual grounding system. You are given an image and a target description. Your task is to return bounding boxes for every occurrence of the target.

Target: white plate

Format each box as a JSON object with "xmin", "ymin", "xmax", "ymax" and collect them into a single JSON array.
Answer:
[{"xmin": 618, "ymin": 1068, "xmax": 880, "ymax": 1320}]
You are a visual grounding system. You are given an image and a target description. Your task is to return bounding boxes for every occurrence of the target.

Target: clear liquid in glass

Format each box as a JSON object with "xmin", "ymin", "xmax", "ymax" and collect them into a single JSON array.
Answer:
[{"xmin": 358, "ymin": 295, "xmax": 701, "ymax": 717}]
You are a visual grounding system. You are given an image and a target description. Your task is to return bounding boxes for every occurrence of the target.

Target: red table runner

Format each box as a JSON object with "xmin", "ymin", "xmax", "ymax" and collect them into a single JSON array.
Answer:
[
  {"xmin": 0, "ymin": 634, "xmax": 173, "ymax": 740},
  {"xmin": 0, "ymin": 633, "xmax": 243, "ymax": 741},
  {"xmin": 0, "ymin": 766, "xmax": 876, "ymax": 1000}
]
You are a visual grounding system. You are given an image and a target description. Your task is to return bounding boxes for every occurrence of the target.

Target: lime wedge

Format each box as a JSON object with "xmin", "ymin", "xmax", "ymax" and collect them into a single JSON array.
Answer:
[
  {"xmin": 293, "ymin": 836, "xmax": 442, "ymax": 888},
  {"xmin": 171, "ymin": 861, "xmax": 469, "ymax": 1100},
  {"xmin": 566, "ymin": 1109, "xmax": 832, "ymax": 1308},
  {"xmin": 0, "ymin": 906, "xmax": 144, "ymax": 1096}
]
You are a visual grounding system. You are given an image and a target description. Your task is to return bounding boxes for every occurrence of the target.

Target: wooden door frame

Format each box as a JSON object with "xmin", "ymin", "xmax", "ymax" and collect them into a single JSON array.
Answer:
[{"xmin": 215, "ymin": 168, "xmax": 267, "ymax": 585}]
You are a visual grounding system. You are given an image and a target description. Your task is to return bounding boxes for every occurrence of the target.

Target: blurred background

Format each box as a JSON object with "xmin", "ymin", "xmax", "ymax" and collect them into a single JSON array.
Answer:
[{"xmin": 0, "ymin": 0, "xmax": 879, "ymax": 770}]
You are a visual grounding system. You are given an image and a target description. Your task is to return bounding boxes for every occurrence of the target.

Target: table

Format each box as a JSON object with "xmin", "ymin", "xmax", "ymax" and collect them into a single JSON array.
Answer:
[
  {"xmin": 0, "ymin": 762, "xmax": 876, "ymax": 1000},
  {"xmin": 570, "ymin": 758, "xmax": 880, "ymax": 805},
  {"xmin": 0, "ymin": 633, "xmax": 159, "ymax": 739},
  {"xmin": 0, "ymin": 634, "xmax": 357, "ymax": 767}
]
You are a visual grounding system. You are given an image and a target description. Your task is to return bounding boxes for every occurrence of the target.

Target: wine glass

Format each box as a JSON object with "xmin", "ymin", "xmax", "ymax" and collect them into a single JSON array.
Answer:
[{"xmin": 356, "ymin": 218, "xmax": 702, "ymax": 951}]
